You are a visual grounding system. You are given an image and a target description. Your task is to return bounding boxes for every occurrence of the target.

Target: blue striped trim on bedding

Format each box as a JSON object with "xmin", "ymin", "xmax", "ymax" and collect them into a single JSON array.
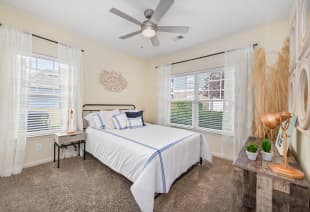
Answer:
[
  {"xmin": 143, "ymin": 133, "xmax": 196, "ymax": 168},
  {"xmin": 91, "ymin": 127, "xmax": 196, "ymax": 193},
  {"xmin": 96, "ymin": 113, "xmax": 105, "ymax": 129},
  {"xmin": 160, "ymin": 134, "xmax": 196, "ymax": 153},
  {"xmin": 112, "ymin": 114, "xmax": 128, "ymax": 130},
  {"xmin": 143, "ymin": 133, "xmax": 196, "ymax": 192},
  {"xmin": 95, "ymin": 128, "xmax": 157, "ymax": 151},
  {"xmin": 158, "ymin": 153, "xmax": 166, "ymax": 192}
]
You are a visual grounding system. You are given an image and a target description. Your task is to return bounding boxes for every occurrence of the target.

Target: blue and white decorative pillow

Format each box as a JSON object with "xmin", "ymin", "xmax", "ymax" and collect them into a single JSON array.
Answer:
[
  {"xmin": 112, "ymin": 113, "xmax": 129, "ymax": 130},
  {"xmin": 125, "ymin": 110, "xmax": 145, "ymax": 126},
  {"xmin": 128, "ymin": 116, "xmax": 144, "ymax": 129},
  {"xmin": 101, "ymin": 109, "xmax": 120, "ymax": 129},
  {"xmin": 84, "ymin": 112, "xmax": 105, "ymax": 129}
]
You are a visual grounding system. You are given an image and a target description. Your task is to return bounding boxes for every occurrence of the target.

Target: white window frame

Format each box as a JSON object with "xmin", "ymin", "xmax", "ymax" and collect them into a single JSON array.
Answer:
[{"xmin": 169, "ymin": 67, "xmax": 234, "ymax": 136}]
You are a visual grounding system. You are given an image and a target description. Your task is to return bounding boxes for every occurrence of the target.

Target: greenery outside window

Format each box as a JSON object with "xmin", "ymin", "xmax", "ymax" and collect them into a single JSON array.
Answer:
[{"xmin": 170, "ymin": 68, "xmax": 234, "ymax": 135}]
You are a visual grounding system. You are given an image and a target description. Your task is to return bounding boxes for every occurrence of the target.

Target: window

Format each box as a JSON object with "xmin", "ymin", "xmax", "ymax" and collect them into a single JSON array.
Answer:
[
  {"xmin": 170, "ymin": 75, "xmax": 194, "ymax": 126},
  {"xmin": 170, "ymin": 67, "xmax": 234, "ymax": 135},
  {"xmin": 27, "ymin": 55, "xmax": 66, "ymax": 136}
]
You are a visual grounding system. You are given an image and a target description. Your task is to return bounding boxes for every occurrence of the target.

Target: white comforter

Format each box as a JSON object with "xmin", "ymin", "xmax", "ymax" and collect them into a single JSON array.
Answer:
[{"xmin": 86, "ymin": 124, "xmax": 212, "ymax": 212}]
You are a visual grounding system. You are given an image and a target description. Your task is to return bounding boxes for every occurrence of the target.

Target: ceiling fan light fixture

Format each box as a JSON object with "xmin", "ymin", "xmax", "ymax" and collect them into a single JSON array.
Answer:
[
  {"xmin": 110, "ymin": 0, "xmax": 190, "ymax": 47},
  {"xmin": 142, "ymin": 27, "xmax": 156, "ymax": 38}
]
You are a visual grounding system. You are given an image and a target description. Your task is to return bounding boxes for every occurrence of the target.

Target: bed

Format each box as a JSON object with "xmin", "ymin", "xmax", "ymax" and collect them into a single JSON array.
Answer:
[{"xmin": 83, "ymin": 104, "xmax": 212, "ymax": 212}]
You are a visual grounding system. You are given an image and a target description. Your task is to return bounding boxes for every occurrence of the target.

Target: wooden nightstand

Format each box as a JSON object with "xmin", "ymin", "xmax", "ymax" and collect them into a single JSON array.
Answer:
[
  {"xmin": 233, "ymin": 137, "xmax": 309, "ymax": 211},
  {"xmin": 54, "ymin": 131, "xmax": 87, "ymax": 168}
]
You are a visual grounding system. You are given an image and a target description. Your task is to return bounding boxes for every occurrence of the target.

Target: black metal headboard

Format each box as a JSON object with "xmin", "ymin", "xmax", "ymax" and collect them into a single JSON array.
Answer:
[{"xmin": 82, "ymin": 104, "xmax": 136, "ymax": 129}]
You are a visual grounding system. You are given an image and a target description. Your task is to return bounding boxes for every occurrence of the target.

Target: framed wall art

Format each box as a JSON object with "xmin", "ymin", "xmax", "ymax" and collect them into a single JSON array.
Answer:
[{"xmin": 275, "ymin": 115, "xmax": 297, "ymax": 155}]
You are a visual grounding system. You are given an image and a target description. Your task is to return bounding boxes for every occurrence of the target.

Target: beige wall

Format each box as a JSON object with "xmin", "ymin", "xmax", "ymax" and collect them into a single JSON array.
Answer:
[
  {"xmin": 2, "ymin": 3, "xmax": 308, "ymax": 177},
  {"xmin": 291, "ymin": 129, "xmax": 310, "ymax": 181},
  {"xmin": 146, "ymin": 20, "xmax": 289, "ymax": 160},
  {"xmin": 0, "ymin": 5, "xmax": 149, "ymax": 167},
  {"xmin": 296, "ymin": 132, "xmax": 310, "ymax": 181}
]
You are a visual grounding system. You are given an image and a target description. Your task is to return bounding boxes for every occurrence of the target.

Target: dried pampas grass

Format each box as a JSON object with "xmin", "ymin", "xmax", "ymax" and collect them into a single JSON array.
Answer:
[
  {"xmin": 252, "ymin": 38, "xmax": 290, "ymax": 140},
  {"xmin": 251, "ymin": 48, "xmax": 266, "ymax": 138}
]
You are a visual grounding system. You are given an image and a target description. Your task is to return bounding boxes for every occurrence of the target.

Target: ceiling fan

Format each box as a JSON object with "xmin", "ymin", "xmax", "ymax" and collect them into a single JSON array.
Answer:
[{"xmin": 110, "ymin": 0, "xmax": 189, "ymax": 47}]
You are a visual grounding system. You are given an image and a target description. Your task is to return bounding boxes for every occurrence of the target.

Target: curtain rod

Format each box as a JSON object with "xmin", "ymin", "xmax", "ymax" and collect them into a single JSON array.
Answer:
[
  {"xmin": 0, "ymin": 23, "xmax": 85, "ymax": 52},
  {"xmin": 155, "ymin": 43, "xmax": 258, "ymax": 69}
]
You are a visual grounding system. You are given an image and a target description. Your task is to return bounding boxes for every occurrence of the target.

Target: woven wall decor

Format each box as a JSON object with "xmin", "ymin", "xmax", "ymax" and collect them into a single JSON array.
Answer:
[{"xmin": 99, "ymin": 70, "xmax": 128, "ymax": 92}]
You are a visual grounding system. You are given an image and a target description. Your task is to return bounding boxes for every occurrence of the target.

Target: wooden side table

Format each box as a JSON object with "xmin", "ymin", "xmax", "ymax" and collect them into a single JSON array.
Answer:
[
  {"xmin": 233, "ymin": 137, "xmax": 309, "ymax": 212},
  {"xmin": 54, "ymin": 131, "xmax": 87, "ymax": 168}
]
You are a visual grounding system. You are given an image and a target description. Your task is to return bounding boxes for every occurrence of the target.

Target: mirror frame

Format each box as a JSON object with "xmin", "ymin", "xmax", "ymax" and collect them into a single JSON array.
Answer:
[
  {"xmin": 290, "ymin": 5, "xmax": 297, "ymax": 71},
  {"xmin": 297, "ymin": 61, "xmax": 310, "ymax": 129},
  {"xmin": 297, "ymin": 0, "xmax": 310, "ymax": 59},
  {"xmin": 288, "ymin": 73, "xmax": 296, "ymax": 113}
]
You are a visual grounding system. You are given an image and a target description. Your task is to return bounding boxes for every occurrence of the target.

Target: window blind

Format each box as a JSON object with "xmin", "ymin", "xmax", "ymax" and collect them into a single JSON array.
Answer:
[
  {"xmin": 170, "ymin": 67, "xmax": 234, "ymax": 135},
  {"xmin": 170, "ymin": 75, "xmax": 194, "ymax": 126},
  {"xmin": 27, "ymin": 55, "xmax": 67, "ymax": 136}
]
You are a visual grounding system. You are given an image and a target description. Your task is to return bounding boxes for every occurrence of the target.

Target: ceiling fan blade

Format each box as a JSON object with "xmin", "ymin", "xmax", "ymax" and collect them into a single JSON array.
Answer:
[
  {"xmin": 158, "ymin": 26, "xmax": 189, "ymax": 34},
  {"xmin": 152, "ymin": 0, "xmax": 174, "ymax": 22},
  {"xmin": 150, "ymin": 36, "xmax": 160, "ymax": 47},
  {"xmin": 110, "ymin": 8, "xmax": 141, "ymax": 26},
  {"xmin": 119, "ymin": 30, "xmax": 142, "ymax": 39}
]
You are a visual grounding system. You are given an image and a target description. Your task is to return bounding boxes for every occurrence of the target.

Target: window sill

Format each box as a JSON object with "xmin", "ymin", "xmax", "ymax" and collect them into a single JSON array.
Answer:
[
  {"xmin": 27, "ymin": 130, "xmax": 61, "ymax": 138},
  {"xmin": 27, "ymin": 134, "xmax": 55, "ymax": 139},
  {"xmin": 168, "ymin": 123, "xmax": 194, "ymax": 130},
  {"xmin": 168, "ymin": 123, "xmax": 234, "ymax": 136},
  {"xmin": 195, "ymin": 127, "xmax": 234, "ymax": 137}
]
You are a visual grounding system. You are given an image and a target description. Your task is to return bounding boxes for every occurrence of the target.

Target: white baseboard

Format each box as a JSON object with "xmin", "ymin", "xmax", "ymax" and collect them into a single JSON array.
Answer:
[
  {"xmin": 23, "ymin": 157, "xmax": 54, "ymax": 168},
  {"xmin": 23, "ymin": 150, "xmax": 84, "ymax": 168},
  {"xmin": 212, "ymin": 152, "xmax": 233, "ymax": 161}
]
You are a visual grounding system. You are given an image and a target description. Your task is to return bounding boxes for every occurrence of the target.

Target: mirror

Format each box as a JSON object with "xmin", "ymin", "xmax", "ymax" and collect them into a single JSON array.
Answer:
[
  {"xmin": 304, "ymin": 73, "xmax": 308, "ymax": 112},
  {"xmin": 297, "ymin": 0, "xmax": 310, "ymax": 58},
  {"xmin": 298, "ymin": 66, "xmax": 310, "ymax": 129},
  {"xmin": 301, "ymin": 0, "xmax": 308, "ymax": 38},
  {"xmin": 289, "ymin": 78, "xmax": 295, "ymax": 112},
  {"xmin": 290, "ymin": 28, "xmax": 296, "ymax": 70},
  {"xmin": 289, "ymin": 6, "xmax": 297, "ymax": 71}
]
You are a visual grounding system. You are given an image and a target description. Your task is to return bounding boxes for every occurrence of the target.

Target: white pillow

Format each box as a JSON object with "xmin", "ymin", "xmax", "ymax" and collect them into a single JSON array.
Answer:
[
  {"xmin": 101, "ymin": 109, "xmax": 120, "ymax": 129},
  {"xmin": 128, "ymin": 117, "xmax": 144, "ymax": 129},
  {"xmin": 84, "ymin": 112, "xmax": 105, "ymax": 129},
  {"xmin": 124, "ymin": 109, "xmax": 140, "ymax": 112},
  {"xmin": 112, "ymin": 113, "xmax": 129, "ymax": 130}
]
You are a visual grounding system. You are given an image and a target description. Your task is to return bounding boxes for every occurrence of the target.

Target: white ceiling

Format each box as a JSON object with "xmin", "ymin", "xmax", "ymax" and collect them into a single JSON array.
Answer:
[{"xmin": 0, "ymin": 0, "xmax": 292, "ymax": 58}]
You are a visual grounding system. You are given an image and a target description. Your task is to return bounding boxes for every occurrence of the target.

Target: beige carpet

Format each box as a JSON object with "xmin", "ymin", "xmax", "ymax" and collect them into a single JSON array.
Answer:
[{"xmin": 0, "ymin": 156, "xmax": 234, "ymax": 212}]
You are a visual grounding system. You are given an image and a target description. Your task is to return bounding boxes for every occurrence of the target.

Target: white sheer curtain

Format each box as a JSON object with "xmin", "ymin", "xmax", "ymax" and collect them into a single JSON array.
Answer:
[
  {"xmin": 156, "ymin": 65, "xmax": 172, "ymax": 126},
  {"xmin": 58, "ymin": 44, "xmax": 83, "ymax": 132},
  {"xmin": 224, "ymin": 47, "xmax": 254, "ymax": 161},
  {"xmin": 0, "ymin": 25, "xmax": 32, "ymax": 176},
  {"xmin": 222, "ymin": 66, "xmax": 235, "ymax": 134}
]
